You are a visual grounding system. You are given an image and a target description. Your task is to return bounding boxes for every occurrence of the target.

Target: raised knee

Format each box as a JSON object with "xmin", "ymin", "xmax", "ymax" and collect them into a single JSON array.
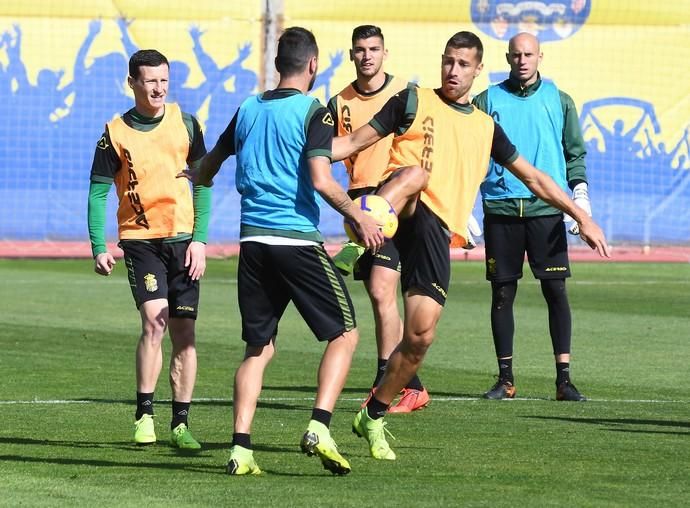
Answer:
[{"xmin": 406, "ymin": 165, "xmax": 429, "ymax": 190}]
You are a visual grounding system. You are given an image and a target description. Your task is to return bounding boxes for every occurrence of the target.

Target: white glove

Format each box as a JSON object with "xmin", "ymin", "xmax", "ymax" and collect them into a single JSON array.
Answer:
[
  {"xmin": 463, "ymin": 214, "xmax": 483, "ymax": 250},
  {"xmin": 563, "ymin": 182, "xmax": 592, "ymax": 235}
]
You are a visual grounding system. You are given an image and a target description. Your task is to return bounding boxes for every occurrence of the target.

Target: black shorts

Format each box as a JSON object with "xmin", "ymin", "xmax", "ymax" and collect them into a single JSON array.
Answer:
[
  {"xmin": 393, "ymin": 200, "xmax": 450, "ymax": 306},
  {"xmin": 347, "ymin": 187, "xmax": 400, "ymax": 280},
  {"xmin": 119, "ymin": 239, "xmax": 200, "ymax": 319},
  {"xmin": 238, "ymin": 241, "xmax": 357, "ymax": 347},
  {"xmin": 483, "ymin": 214, "xmax": 571, "ymax": 282}
]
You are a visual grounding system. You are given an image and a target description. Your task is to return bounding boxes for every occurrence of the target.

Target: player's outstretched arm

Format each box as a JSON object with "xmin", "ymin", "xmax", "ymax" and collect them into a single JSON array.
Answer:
[
  {"xmin": 309, "ymin": 156, "xmax": 384, "ymax": 251},
  {"xmin": 506, "ymin": 155, "xmax": 611, "ymax": 257},
  {"xmin": 331, "ymin": 124, "xmax": 383, "ymax": 162}
]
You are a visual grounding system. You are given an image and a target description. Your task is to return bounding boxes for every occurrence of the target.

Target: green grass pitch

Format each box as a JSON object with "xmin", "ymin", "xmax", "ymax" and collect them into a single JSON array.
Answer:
[{"xmin": 1, "ymin": 258, "xmax": 688, "ymax": 506}]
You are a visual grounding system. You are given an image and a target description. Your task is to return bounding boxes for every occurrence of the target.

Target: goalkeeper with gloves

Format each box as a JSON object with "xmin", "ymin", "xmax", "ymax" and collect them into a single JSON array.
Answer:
[{"xmin": 472, "ymin": 32, "xmax": 593, "ymax": 402}]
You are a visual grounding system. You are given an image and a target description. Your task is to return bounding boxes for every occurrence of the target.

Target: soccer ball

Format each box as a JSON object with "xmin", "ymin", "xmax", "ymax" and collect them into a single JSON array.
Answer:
[{"xmin": 344, "ymin": 194, "xmax": 398, "ymax": 245}]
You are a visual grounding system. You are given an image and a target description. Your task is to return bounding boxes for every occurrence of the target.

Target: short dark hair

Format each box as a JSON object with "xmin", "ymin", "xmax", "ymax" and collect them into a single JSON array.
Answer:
[
  {"xmin": 445, "ymin": 31, "xmax": 484, "ymax": 62},
  {"xmin": 275, "ymin": 27, "xmax": 318, "ymax": 77},
  {"xmin": 129, "ymin": 49, "xmax": 169, "ymax": 79},
  {"xmin": 351, "ymin": 25, "xmax": 384, "ymax": 46}
]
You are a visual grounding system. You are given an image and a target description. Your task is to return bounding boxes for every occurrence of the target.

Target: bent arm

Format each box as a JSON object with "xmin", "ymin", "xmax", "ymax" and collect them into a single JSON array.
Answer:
[
  {"xmin": 310, "ymin": 156, "xmax": 383, "ymax": 250},
  {"xmin": 331, "ymin": 124, "xmax": 384, "ymax": 162}
]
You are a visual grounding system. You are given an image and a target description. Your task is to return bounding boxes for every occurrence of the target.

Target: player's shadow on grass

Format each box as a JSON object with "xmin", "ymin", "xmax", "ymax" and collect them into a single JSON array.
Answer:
[
  {"xmin": 523, "ymin": 416, "xmax": 690, "ymax": 436},
  {"xmin": 262, "ymin": 385, "xmax": 370, "ymax": 395},
  {"xmin": 0, "ymin": 436, "xmax": 147, "ymax": 450},
  {"xmin": 0, "ymin": 453, "xmax": 226, "ymax": 474}
]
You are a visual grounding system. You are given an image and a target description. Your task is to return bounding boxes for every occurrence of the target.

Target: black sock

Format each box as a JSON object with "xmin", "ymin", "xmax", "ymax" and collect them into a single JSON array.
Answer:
[
  {"xmin": 498, "ymin": 358, "xmax": 514, "ymax": 384},
  {"xmin": 366, "ymin": 396, "xmax": 389, "ymax": 420},
  {"xmin": 135, "ymin": 392, "xmax": 154, "ymax": 420},
  {"xmin": 171, "ymin": 400, "xmax": 190, "ymax": 429},
  {"xmin": 405, "ymin": 374, "xmax": 423, "ymax": 391},
  {"xmin": 310, "ymin": 407, "xmax": 332, "ymax": 428},
  {"xmin": 232, "ymin": 433, "xmax": 251, "ymax": 449},
  {"xmin": 373, "ymin": 358, "xmax": 387, "ymax": 387},
  {"xmin": 556, "ymin": 362, "xmax": 570, "ymax": 385}
]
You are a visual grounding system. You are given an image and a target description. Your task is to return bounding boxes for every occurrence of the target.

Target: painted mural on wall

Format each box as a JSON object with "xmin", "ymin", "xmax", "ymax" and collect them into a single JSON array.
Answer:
[{"xmin": 0, "ymin": 1, "xmax": 688, "ymax": 244}]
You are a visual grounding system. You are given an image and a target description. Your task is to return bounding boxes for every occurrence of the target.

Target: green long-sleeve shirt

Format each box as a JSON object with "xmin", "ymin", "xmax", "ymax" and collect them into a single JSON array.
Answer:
[
  {"xmin": 472, "ymin": 74, "xmax": 588, "ymax": 216},
  {"xmin": 87, "ymin": 107, "xmax": 212, "ymax": 257}
]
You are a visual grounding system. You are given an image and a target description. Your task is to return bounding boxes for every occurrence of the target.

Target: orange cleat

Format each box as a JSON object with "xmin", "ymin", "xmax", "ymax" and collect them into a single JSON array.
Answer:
[{"xmin": 387, "ymin": 388, "xmax": 430, "ymax": 413}]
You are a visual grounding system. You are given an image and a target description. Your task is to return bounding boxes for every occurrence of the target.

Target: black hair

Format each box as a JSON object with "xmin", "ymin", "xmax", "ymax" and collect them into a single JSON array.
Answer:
[
  {"xmin": 445, "ymin": 31, "xmax": 484, "ymax": 62},
  {"xmin": 129, "ymin": 49, "xmax": 169, "ymax": 79},
  {"xmin": 351, "ymin": 25, "xmax": 384, "ymax": 46},
  {"xmin": 275, "ymin": 27, "xmax": 318, "ymax": 77}
]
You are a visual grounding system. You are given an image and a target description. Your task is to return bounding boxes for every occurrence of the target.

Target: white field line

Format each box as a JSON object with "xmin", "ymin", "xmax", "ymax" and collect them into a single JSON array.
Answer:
[
  {"xmin": 5, "ymin": 278, "xmax": 689, "ymax": 286},
  {"xmin": 1, "ymin": 396, "xmax": 688, "ymax": 405}
]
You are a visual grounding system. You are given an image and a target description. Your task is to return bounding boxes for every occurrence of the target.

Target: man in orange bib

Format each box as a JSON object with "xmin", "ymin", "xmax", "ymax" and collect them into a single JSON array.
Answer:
[
  {"xmin": 87, "ymin": 49, "xmax": 211, "ymax": 450},
  {"xmin": 334, "ymin": 31, "xmax": 610, "ymax": 461},
  {"xmin": 328, "ymin": 25, "xmax": 430, "ymax": 413}
]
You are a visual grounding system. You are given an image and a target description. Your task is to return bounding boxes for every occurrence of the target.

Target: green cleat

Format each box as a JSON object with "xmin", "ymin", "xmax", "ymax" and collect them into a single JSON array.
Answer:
[
  {"xmin": 332, "ymin": 241, "xmax": 366, "ymax": 276},
  {"xmin": 170, "ymin": 423, "xmax": 201, "ymax": 450},
  {"xmin": 352, "ymin": 408, "xmax": 396, "ymax": 460},
  {"xmin": 134, "ymin": 414, "xmax": 156, "ymax": 445},
  {"xmin": 300, "ymin": 420, "xmax": 352, "ymax": 475},
  {"xmin": 226, "ymin": 445, "xmax": 262, "ymax": 475}
]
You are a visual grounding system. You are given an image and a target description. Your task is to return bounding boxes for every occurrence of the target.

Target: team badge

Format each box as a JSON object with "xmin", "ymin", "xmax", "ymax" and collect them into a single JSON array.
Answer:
[
  {"xmin": 322, "ymin": 112, "xmax": 334, "ymax": 127},
  {"xmin": 487, "ymin": 257, "xmax": 497, "ymax": 275},
  {"xmin": 144, "ymin": 273, "xmax": 158, "ymax": 293},
  {"xmin": 471, "ymin": 0, "xmax": 591, "ymax": 41}
]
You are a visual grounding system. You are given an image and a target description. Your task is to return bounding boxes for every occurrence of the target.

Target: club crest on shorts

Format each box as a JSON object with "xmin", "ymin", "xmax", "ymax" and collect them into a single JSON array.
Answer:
[
  {"xmin": 471, "ymin": 0, "xmax": 591, "ymax": 41},
  {"xmin": 144, "ymin": 273, "xmax": 158, "ymax": 292}
]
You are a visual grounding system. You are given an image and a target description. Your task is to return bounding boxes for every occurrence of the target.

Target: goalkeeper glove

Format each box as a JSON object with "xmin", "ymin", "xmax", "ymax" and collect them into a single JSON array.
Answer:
[
  {"xmin": 563, "ymin": 182, "xmax": 591, "ymax": 235},
  {"xmin": 463, "ymin": 214, "xmax": 483, "ymax": 250}
]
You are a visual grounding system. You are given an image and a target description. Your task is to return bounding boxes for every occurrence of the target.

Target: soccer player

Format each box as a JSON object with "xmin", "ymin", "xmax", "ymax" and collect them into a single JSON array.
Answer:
[
  {"xmin": 472, "ymin": 32, "xmax": 590, "ymax": 401},
  {"xmin": 328, "ymin": 25, "xmax": 429, "ymax": 413},
  {"xmin": 192, "ymin": 27, "xmax": 383, "ymax": 475},
  {"xmin": 333, "ymin": 31, "xmax": 610, "ymax": 460},
  {"xmin": 87, "ymin": 49, "xmax": 211, "ymax": 449}
]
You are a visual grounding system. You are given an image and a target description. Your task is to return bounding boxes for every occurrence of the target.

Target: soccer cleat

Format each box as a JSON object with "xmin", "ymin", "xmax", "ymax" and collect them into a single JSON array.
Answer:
[
  {"xmin": 300, "ymin": 420, "xmax": 351, "ymax": 475},
  {"xmin": 483, "ymin": 379, "xmax": 516, "ymax": 400},
  {"xmin": 556, "ymin": 380, "xmax": 587, "ymax": 401},
  {"xmin": 332, "ymin": 241, "xmax": 366, "ymax": 276},
  {"xmin": 226, "ymin": 445, "xmax": 262, "ymax": 475},
  {"xmin": 134, "ymin": 414, "xmax": 156, "ymax": 445},
  {"xmin": 170, "ymin": 423, "xmax": 202, "ymax": 450},
  {"xmin": 388, "ymin": 387, "xmax": 430, "ymax": 413},
  {"xmin": 351, "ymin": 408, "xmax": 396, "ymax": 460}
]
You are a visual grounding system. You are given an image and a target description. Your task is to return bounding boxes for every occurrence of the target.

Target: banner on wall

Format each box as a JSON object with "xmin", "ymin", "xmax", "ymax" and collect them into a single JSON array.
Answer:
[{"xmin": 0, "ymin": 0, "xmax": 688, "ymax": 245}]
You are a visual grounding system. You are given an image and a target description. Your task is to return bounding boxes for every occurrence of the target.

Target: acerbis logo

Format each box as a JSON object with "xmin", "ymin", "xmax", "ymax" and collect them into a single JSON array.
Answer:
[
  {"xmin": 431, "ymin": 282, "xmax": 447, "ymax": 299},
  {"xmin": 471, "ymin": 0, "xmax": 591, "ymax": 42},
  {"xmin": 123, "ymin": 148, "xmax": 150, "ymax": 230}
]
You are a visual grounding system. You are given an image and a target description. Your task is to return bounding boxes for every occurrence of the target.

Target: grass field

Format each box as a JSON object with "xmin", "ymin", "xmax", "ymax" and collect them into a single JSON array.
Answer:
[{"xmin": 2, "ymin": 258, "xmax": 689, "ymax": 507}]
